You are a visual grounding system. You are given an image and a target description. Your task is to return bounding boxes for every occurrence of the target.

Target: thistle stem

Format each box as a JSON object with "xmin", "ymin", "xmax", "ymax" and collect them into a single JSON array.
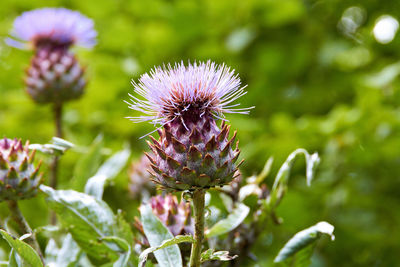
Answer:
[
  {"xmin": 189, "ymin": 189, "xmax": 205, "ymax": 267},
  {"xmin": 7, "ymin": 200, "xmax": 44, "ymax": 264},
  {"xmin": 50, "ymin": 103, "xmax": 63, "ymax": 224},
  {"xmin": 50, "ymin": 103, "xmax": 63, "ymax": 189},
  {"xmin": 54, "ymin": 103, "xmax": 63, "ymax": 138}
]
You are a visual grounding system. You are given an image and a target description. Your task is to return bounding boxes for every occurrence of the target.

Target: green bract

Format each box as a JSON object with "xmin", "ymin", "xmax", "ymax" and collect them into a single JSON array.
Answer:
[
  {"xmin": 0, "ymin": 138, "xmax": 43, "ymax": 201},
  {"xmin": 147, "ymin": 117, "xmax": 242, "ymax": 191}
]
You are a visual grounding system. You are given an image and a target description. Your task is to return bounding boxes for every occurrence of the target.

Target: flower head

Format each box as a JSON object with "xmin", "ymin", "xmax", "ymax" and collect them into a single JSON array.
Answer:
[
  {"xmin": 7, "ymin": 8, "xmax": 97, "ymax": 49},
  {"xmin": 128, "ymin": 61, "xmax": 251, "ymax": 190},
  {"xmin": 126, "ymin": 61, "xmax": 252, "ymax": 128}
]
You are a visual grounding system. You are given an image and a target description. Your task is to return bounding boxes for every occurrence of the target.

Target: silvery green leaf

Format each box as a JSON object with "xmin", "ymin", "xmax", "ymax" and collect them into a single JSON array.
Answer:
[
  {"xmin": 268, "ymin": 149, "xmax": 320, "ymax": 208},
  {"xmin": 72, "ymin": 135, "xmax": 103, "ymax": 191},
  {"xmin": 140, "ymin": 204, "xmax": 184, "ymax": 267},
  {"xmin": 55, "ymin": 234, "xmax": 81, "ymax": 267},
  {"xmin": 200, "ymin": 249, "xmax": 238, "ymax": 262},
  {"xmin": 85, "ymin": 146, "xmax": 130, "ymax": 199},
  {"xmin": 40, "ymin": 185, "xmax": 132, "ymax": 263},
  {"xmin": 206, "ymin": 203, "xmax": 250, "ymax": 238},
  {"xmin": 139, "ymin": 235, "xmax": 193, "ymax": 267},
  {"xmin": 274, "ymin": 221, "xmax": 335, "ymax": 265},
  {"xmin": 255, "ymin": 157, "xmax": 274, "ymax": 184},
  {"xmin": 29, "ymin": 137, "xmax": 74, "ymax": 156},
  {"xmin": 44, "ymin": 238, "xmax": 59, "ymax": 263},
  {"xmin": 0, "ymin": 230, "xmax": 43, "ymax": 267},
  {"xmin": 51, "ymin": 137, "xmax": 74, "ymax": 150},
  {"xmin": 101, "ymin": 236, "xmax": 131, "ymax": 267},
  {"xmin": 8, "ymin": 249, "xmax": 21, "ymax": 267}
]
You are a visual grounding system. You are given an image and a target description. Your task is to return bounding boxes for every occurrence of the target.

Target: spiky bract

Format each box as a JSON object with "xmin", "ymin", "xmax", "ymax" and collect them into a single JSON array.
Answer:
[
  {"xmin": 0, "ymin": 138, "xmax": 43, "ymax": 201},
  {"xmin": 25, "ymin": 47, "xmax": 85, "ymax": 104},
  {"xmin": 147, "ymin": 116, "xmax": 242, "ymax": 191}
]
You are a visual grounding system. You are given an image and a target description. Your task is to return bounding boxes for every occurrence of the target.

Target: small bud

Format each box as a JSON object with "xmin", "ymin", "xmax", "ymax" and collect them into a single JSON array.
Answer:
[
  {"xmin": 0, "ymin": 138, "xmax": 43, "ymax": 201},
  {"xmin": 7, "ymin": 8, "xmax": 97, "ymax": 105},
  {"xmin": 136, "ymin": 194, "xmax": 194, "ymax": 237}
]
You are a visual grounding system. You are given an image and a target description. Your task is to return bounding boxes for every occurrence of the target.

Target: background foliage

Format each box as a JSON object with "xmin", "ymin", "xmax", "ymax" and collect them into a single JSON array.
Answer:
[{"xmin": 1, "ymin": 0, "xmax": 400, "ymax": 266}]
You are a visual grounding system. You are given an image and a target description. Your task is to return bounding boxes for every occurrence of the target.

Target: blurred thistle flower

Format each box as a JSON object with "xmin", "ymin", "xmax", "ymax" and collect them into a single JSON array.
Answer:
[
  {"xmin": 7, "ymin": 8, "xmax": 96, "ymax": 50},
  {"xmin": 135, "ymin": 194, "xmax": 194, "ymax": 237},
  {"xmin": 127, "ymin": 61, "xmax": 252, "ymax": 190},
  {"xmin": 7, "ymin": 8, "xmax": 97, "ymax": 104},
  {"xmin": 128, "ymin": 154, "xmax": 156, "ymax": 199},
  {"xmin": 0, "ymin": 138, "xmax": 43, "ymax": 201}
]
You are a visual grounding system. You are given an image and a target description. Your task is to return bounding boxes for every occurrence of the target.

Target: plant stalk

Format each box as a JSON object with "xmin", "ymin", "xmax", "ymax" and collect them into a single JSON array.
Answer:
[
  {"xmin": 50, "ymin": 103, "xmax": 63, "ymax": 224},
  {"xmin": 189, "ymin": 189, "xmax": 205, "ymax": 267},
  {"xmin": 50, "ymin": 103, "xmax": 63, "ymax": 189},
  {"xmin": 7, "ymin": 200, "xmax": 44, "ymax": 264}
]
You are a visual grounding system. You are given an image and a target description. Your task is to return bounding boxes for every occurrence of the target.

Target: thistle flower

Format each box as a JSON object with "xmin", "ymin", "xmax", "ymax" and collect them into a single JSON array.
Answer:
[
  {"xmin": 128, "ymin": 154, "xmax": 156, "ymax": 199},
  {"xmin": 7, "ymin": 8, "xmax": 96, "ymax": 50},
  {"xmin": 7, "ymin": 8, "xmax": 96, "ymax": 104},
  {"xmin": 127, "ymin": 61, "xmax": 252, "ymax": 190},
  {"xmin": 0, "ymin": 138, "xmax": 43, "ymax": 201}
]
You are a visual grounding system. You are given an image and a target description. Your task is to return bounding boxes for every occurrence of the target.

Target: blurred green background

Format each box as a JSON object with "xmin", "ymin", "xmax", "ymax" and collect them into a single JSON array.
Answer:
[{"xmin": 1, "ymin": 0, "xmax": 400, "ymax": 266}]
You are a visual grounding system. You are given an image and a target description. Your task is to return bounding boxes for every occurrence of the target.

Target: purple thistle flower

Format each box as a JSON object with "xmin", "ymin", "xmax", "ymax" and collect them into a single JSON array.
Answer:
[
  {"xmin": 127, "ymin": 61, "xmax": 251, "ymax": 191},
  {"xmin": 6, "ymin": 8, "xmax": 97, "ymax": 49},
  {"xmin": 126, "ymin": 60, "xmax": 253, "ymax": 128}
]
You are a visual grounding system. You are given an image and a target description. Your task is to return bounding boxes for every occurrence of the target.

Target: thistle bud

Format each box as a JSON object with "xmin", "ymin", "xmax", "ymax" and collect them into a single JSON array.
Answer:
[
  {"xmin": 25, "ymin": 46, "xmax": 85, "ymax": 103},
  {"xmin": 0, "ymin": 138, "xmax": 43, "ymax": 201},
  {"xmin": 7, "ymin": 8, "xmax": 97, "ymax": 104},
  {"xmin": 128, "ymin": 154, "xmax": 156, "ymax": 199},
  {"xmin": 147, "ymin": 118, "xmax": 241, "ymax": 190},
  {"xmin": 127, "ymin": 61, "xmax": 253, "ymax": 190},
  {"xmin": 135, "ymin": 194, "xmax": 194, "ymax": 237}
]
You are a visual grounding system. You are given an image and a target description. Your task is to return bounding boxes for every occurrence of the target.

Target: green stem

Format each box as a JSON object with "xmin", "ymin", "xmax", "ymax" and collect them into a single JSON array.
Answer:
[
  {"xmin": 50, "ymin": 103, "xmax": 63, "ymax": 224},
  {"xmin": 189, "ymin": 189, "xmax": 205, "ymax": 267},
  {"xmin": 50, "ymin": 103, "xmax": 63, "ymax": 189},
  {"xmin": 7, "ymin": 200, "xmax": 45, "ymax": 264}
]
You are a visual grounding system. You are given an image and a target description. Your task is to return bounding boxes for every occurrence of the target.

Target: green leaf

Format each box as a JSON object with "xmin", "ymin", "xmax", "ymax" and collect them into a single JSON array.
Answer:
[
  {"xmin": 51, "ymin": 137, "xmax": 75, "ymax": 150},
  {"xmin": 115, "ymin": 210, "xmax": 135, "ymax": 249},
  {"xmin": 206, "ymin": 203, "xmax": 250, "ymax": 238},
  {"xmin": 255, "ymin": 157, "xmax": 274, "ymax": 184},
  {"xmin": 200, "ymin": 249, "xmax": 238, "ymax": 262},
  {"xmin": 0, "ymin": 230, "xmax": 43, "ymax": 267},
  {"xmin": 140, "ymin": 203, "xmax": 184, "ymax": 267},
  {"xmin": 274, "ymin": 221, "xmax": 335, "ymax": 265},
  {"xmin": 40, "ymin": 185, "xmax": 129, "ymax": 263},
  {"xmin": 44, "ymin": 238, "xmax": 59, "ymax": 263},
  {"xmin": 85, "ymin": 146, "xmax": 131, "ymax": 199},
  {"xmin": 101, "ymin": 236, "xmax": 131, "ymax": 267},
  {"xmin": 55, "ymin": 234, "xmax": 82, "ymax": 267},
  {"xmin": 29, "ymin": 137, "xmax": 74, "ymax": 156},
  {"xmin": 139, "ymin": 235, "xmax": 193, "ymax": 267},
  {"xmin": 268, "ymin": 149, "xmax": 320, "ymax": 209},
  {"xmin": 8, "ymin": 251, "xmax": 20, "ymax": 267},
  {"xmin": 8, "ymin": 249, "xmax": 21, "ymax": 267},
  {"xmin": 72, "ymin": 135, "xmax": 104, "ymax": 191}
]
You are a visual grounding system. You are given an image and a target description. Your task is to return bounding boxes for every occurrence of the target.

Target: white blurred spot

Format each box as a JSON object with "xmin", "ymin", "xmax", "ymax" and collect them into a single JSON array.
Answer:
[
  {"xmin": 122, "ymin": 57, "xmax": 140, "ymax": 75},
  {"xmin": 226, "ymin": 27, "xmax": 256, "ymax": 53},
  {"xmin": 338, "ymin": 6, "xmax": 366, "ymax": 37},
  {"xmin": 373, "ymin": 15, "xmax": 399, "ymax": 44}
]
